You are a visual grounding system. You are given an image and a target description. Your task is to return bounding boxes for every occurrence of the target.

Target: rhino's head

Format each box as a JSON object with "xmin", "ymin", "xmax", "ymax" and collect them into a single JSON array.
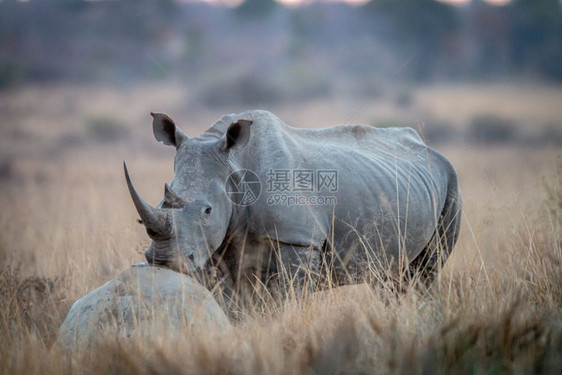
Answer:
[{"xmin": 125, "ymin": 113, "xmax": 253, "ymax": 273}]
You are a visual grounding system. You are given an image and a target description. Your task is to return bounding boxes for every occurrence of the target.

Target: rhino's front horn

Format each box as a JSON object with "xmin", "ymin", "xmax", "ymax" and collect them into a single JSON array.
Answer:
[{"xmin": 123, "ymin": 162, "xmax": 172, "ymax": 238}]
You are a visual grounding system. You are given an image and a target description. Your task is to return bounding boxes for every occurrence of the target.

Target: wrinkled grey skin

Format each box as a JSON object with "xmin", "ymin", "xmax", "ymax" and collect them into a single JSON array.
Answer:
[{"xmin": 125, "ymin": 110, "xmax": 462, "ymax": 297}]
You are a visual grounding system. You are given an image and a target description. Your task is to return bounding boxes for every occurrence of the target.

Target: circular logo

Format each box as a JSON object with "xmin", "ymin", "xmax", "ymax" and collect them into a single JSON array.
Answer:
[{"xmin": 225, "ymin": 169, "xmax": 261, "ymax": 206}]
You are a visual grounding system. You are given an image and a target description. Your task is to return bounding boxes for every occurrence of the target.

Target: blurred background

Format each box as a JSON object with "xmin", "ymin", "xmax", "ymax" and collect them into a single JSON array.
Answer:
[
  {"xmin": 1, "ymin": 0, "xmax": 562, "ymax": 156},
  {"xmin": 0, "ymin": 0, "xmax": 561, "ymax": 275}
]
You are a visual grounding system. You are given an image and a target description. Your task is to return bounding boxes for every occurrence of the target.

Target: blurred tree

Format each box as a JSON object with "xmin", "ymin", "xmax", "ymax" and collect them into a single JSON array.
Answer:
[
  {"xmin": 364, "ymin": 0, "xmax": 460, "ymax": 81},
  {"xmin": 507, "ymin": 0, "xmax": 562, "ymax": 81},
  {"xmin": 234, "ymin": 0, "xmax": 279, "ymax": 19},
  {"xmin": 0, "ymin": 0, "xmax": 561, "ymax": 90}
]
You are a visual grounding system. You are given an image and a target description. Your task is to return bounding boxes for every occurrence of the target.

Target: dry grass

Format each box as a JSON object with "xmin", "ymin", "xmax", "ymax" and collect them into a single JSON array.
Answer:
[
  {"xmin": 413, "ymin": 83, "xmax": 562, "ymax": 127},
  {"xmin": 1, "ymin": 83, "xmax": 561, "ymax": 374}
]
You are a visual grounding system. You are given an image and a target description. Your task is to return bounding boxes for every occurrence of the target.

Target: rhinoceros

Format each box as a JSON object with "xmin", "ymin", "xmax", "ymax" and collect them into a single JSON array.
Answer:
[{"xmin": 124, "ymin": 110, "xmax": 461, "ymax": 299}]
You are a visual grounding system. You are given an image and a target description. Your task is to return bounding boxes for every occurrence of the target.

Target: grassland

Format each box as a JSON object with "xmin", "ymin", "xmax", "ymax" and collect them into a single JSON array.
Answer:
[{"xmin": 0, "ymin": 83, "xmax": 561, "ymax": 374}]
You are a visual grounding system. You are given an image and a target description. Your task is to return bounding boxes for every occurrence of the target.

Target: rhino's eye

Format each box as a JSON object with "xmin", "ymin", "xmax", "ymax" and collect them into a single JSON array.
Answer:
[{"xmin": 204, "ymin": 206, "xmax": 212, "ymax": 215}]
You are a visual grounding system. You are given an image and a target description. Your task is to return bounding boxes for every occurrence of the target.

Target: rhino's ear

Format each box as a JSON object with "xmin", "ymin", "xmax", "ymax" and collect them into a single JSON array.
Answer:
[
  {"xmin": 151, "ymin": 112, "xmax": 188, "ymax": 148},
  {"xmin": 221, "ymin": 119, "xmax": 253, "ymax": 152}
]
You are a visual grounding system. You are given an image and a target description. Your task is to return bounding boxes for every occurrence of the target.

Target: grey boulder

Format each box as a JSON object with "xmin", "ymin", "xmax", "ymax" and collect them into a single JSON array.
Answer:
[{"xmin": 58, "ymin": 264, "xmax": 230, "ymax": 348}]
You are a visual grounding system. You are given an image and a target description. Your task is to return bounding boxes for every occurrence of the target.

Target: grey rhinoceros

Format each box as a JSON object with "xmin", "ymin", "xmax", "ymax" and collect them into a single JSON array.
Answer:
[{"xmin": 124, "ymin": 110, "xmax": 461, "ymax": 301}]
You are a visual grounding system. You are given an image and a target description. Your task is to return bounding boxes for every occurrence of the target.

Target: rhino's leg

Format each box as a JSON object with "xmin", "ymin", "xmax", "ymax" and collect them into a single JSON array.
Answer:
[
  {"xmin": 209, "ymin": 242, "xmax": 321, "ymax": 314},
  {"xmin": 214, "ymin": 240, "xmax": 295, "ymax": 315},
  {"xmin": 409, "ymin": 185, "xmax": 462, "ymax": 286},
  {"xmin": 273, "ymin": 243, "xmax": 321, "ymax": 296}
]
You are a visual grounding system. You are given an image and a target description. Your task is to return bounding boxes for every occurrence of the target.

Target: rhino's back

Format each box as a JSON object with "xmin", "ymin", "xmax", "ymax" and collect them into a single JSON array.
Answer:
[{"xmin": 205, "ymin": 110, "xmax": 426, "ymax": 160}]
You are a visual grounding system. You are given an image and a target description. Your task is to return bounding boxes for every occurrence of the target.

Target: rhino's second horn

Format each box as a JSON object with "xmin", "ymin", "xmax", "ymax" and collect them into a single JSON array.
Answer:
[
  {"xmin": 164, "ymin": 183, "xmax": 186, "ymax": 208},
  {"xmin": 123, "ymin": 161, "xmax": 172, "ymax": 238}
]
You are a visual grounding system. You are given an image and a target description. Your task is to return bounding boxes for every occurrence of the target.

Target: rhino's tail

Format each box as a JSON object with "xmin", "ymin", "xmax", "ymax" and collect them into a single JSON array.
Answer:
[{"xmin": 408, "ymin": 172, "xmax": 462, "ymax": 285}]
